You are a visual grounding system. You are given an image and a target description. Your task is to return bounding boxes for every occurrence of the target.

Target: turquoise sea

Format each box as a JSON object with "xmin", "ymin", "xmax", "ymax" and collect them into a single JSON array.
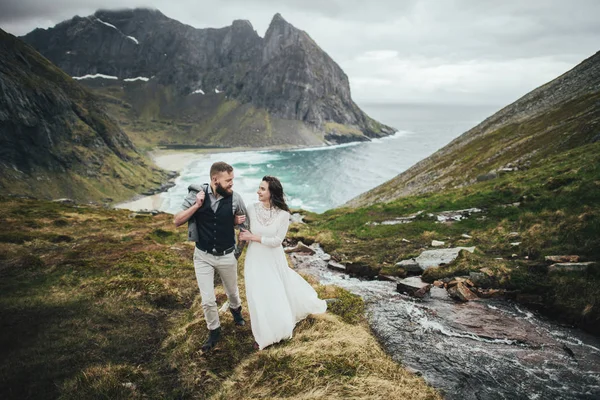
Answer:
[{"xmin": 157, "ymin": 103, "xmax": 499, "ymax": 214}]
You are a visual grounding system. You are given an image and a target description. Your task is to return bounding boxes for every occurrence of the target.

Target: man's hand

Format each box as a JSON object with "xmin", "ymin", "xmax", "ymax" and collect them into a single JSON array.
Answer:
[
  {"xmin": 173, "ymin": 190, "xmax": 204, "ymax": 227},
  {"xmin": 234, "ymin": 214, "xmax": 246, "ymax": 225},
  {"xmin": 196, "ymin": 190, "xmax": 205, "ymax": 207}
]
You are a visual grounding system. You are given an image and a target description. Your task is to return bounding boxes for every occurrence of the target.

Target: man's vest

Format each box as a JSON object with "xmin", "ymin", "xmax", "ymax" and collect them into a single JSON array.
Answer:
[{"xmin": 194, "ymin": 187, "xmax": 235, "ymax": 252}]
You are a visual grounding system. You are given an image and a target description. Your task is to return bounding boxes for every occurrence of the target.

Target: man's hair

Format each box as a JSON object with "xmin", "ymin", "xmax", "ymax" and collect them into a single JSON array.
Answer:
[{"xmin": 210, "ymin": 161, "xmax": 233, "ymax": 177}]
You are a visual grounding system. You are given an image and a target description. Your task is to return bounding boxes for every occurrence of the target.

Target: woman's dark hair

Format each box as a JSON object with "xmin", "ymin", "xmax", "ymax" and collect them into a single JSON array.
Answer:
[{"xmin": 262, "ymin": 176, "xmax": 290, "ymax": 212}]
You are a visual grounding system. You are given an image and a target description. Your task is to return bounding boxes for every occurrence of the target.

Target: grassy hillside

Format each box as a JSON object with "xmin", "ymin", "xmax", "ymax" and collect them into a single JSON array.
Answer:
[
  {"xmin": 291, "ymin": 141, "xmax": 600, "ymax": 332},
  {"xmin": 349, "ymin": 53, "xmax": 600, "ymax": 207},
  {"xmin": 0, "ymin": 197, "xmax": 440, "ymax": 399}
]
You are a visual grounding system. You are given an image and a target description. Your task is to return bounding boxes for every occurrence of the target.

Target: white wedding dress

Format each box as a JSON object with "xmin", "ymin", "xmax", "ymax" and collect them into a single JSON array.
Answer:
[{"xmin": 244, "ymin": 202, "xmax": 327, "ymax": 350}]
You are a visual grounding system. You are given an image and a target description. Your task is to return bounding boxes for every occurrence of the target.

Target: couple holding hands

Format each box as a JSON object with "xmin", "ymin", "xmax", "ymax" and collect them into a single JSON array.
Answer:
[{"xmin": 174, "ymin": 162, "xmax": 327, "ymax": 352}]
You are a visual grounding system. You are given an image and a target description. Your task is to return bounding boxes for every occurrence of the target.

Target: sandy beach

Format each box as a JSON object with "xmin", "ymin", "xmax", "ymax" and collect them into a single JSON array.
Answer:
[
  {"xmin": 113, "ymin": 193, "xmax": 166, "ymax": 212},
  {"xmin": 113, "ymin": 150, "xmax": 200, "ymax": 212},
  {"xmin": 114, "ymin": 146, "xmax": 299, "ymax": 212}
]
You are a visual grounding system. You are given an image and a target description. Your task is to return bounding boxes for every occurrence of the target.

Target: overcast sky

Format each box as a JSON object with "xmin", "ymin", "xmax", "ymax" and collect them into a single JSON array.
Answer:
[{"xmin": 1, "ymin": 0, "xmax": 599, "ymax": 106}]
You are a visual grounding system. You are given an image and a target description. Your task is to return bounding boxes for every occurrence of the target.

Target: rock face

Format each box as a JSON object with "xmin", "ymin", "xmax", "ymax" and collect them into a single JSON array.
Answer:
[
  {"xmin": 0, "ymin": 29, "xmax": 166, "ymax": 201},
  {"xmin": 347, "ymin": 50, "xmax": 600, "ymax": 206},
  {"xmin": 21, "ymin": 9, "xmax": 394, "ymax": 147}
]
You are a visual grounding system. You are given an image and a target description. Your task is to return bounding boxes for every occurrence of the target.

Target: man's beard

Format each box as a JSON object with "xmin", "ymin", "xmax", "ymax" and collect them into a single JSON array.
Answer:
[{"xmin": 215, "ymin": 183, "xmax": 233, "ymax": 197}]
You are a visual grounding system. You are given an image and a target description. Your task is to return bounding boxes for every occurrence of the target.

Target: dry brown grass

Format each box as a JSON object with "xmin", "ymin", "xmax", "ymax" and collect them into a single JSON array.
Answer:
[
  {"xmin": 0, "ymin": 197, "xmax": 441, "ymax": 399},
  {"xmin": 211, "ymin": 312, "xmax": 441, "ymax": 400}
]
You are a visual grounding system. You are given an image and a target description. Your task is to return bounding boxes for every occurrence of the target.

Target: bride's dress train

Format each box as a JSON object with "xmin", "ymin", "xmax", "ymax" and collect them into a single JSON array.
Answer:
[{"xmin": 244, "ymin": 202, "xmax": 327, "ymax": 350}]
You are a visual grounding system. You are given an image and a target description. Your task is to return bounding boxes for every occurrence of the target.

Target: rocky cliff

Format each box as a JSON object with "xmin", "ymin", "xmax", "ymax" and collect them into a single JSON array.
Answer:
[
  {"xmin": 22, "ymin": 9, "xmax": 394, "ymax": 147},
  {"xmin": 0, "ymin": 28, "xmax": 168, "ymax": 201},
  {"xmin": 348, "ymin": 50, "xmax": 600, "ymax": 207}
]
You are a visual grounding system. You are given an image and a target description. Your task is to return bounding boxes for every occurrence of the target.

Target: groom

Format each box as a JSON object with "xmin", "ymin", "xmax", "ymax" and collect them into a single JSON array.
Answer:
[{"xmin": 174, "ymin": 161, "xmax": 248, "ymax": 353}]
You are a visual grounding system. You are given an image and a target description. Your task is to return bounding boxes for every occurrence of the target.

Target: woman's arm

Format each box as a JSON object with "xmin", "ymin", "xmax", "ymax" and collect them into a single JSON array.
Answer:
[{"xmin": 238, "ymin": 211, "xmax": 289, "ymax": 247}]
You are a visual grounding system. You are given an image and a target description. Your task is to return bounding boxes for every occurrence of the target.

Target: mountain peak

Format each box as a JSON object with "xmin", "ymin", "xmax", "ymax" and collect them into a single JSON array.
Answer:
[
  {"xmin": 94, "ymin": 7, "xmax": 164, "ymax": 17},
  {"xmin": 231, "ymin": 19, "xmax": 254, "ymax": 31},
  {"xmin": 92, "ymin": 8, "xmax": 169, "ymax": 27},
  {"xmin": 268, "ymin": 13, "xmax": 292, "ymax": 30},
  {"xmin": 272, "ymin": 13, "xmax": 286, "ymax": 23},
  {"xmin": 264, "ymin": 12, "xmax": 297, "ymax": 41}
]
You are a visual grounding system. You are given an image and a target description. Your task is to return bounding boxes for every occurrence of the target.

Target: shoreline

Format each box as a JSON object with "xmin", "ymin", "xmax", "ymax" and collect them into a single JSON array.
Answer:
[
  {"xmin": 115, "ymin": 132, "xmax": 405, "ymax": 213},
  {"xmin": 148, "ymin": 143, "xmax": 331, "ymax": 171}
]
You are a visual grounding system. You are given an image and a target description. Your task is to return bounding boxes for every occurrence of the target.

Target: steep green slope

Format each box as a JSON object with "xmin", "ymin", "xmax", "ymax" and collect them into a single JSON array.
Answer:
[
  {"xmin": 0, "ymin": 29, "xmax": 168, "ymax": 202},
  {"xmin": 348, "ymin": 51, "xmax": 600, "ymax": 207}
]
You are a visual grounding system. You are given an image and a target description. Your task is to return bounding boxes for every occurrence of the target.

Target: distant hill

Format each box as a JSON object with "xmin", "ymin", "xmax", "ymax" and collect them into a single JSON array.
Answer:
[
  {"xmin": 0, "ymin": 29, "xmax": 168, "ymax": 202},
  {"xmin": 22, "ymin": 9, "xmax": 394, "ymax": 148},
  {"xmin": 347, "ymin": 50, "xmax": 600, "ymax": 207}
]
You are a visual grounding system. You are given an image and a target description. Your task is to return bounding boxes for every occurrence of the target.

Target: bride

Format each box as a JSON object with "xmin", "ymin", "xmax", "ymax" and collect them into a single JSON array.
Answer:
[{"xmin": 238, "ymin": 176, "xmax": 327, "ymax": 350}]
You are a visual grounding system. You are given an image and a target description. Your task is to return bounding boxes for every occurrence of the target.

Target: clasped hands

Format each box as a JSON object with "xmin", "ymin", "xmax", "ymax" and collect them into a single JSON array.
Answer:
[
  {"xmin": 238, "ymin": 228, "xmax": 256, "ymax": 243},
  {"xmin": 233, "ymin": 214, "xmax": 255, "ymax": 242}
]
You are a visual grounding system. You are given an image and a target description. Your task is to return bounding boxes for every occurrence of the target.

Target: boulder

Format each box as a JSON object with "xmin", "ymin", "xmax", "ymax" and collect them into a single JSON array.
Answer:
[
  {"xmin": 435, "ymin": 208, "xmax": 483, "ymax": 223},
  {"xmin": 414, "ymin": 247, "xmax": 476, "ymax": 271},
  {"xmin": 346, "ymin": 262, "xmax": 378, "ymax": 278},
  {"xmin": 545, "ymin": 255, "xmax": 580, "ymax": 263},
  {"xmin": 431, "ymin": 240, "xmax": 445, "ymax": 247},
  {"xmin": 290, "ymin": 213, "xmax": 305, "ymax": 224},
  {"xmin": 447, "ymin": 282, "xmax": 478, "ymax": 302},
  {"xmin": 472, "ymin": 288, "xmax": 506, "ymax": 298},
  {"xmin": 548, "ymin": 262, "xmax": 595, "ymax": 273},
  {"xmin": 397, "ymin": 277, "xmax": 432, "ymax": 298},
  {"xmin": 413, "ymin": 285, "xmax": 432, "ymax": 298},
  {"xmin": 469, "ymin": 271, "xmax": 495, "ymax": 288},
  {"xmin": 327, "ymin": 260, "xmax": 346, "ymax": 272},
  {"xmin": 320, "ymin": 253, "xmax": 332, "ymax": 262},
  {"xmin": 476, "ymin": 171, "xmax": 497, "ymax": 182},
  {"xmin": 395, "ymin": 258, "xmax": 421, "ymax": 273},
  {"xmin": 447, "ymin": 277, "xmax": 474, "ymax": 288},
  {"xmin": 53, "ymin": 198, "xmax": 76, "ymax": 204},
  {"xmin": 378, "ymin": 275, "xmax": 400, "ymax": 283},
  {"xmin": 284, "ymin": 241, "xmax": 315, "ymax": 255}
]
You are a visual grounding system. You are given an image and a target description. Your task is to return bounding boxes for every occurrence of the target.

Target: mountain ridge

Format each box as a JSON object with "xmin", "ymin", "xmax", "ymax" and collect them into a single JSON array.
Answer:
[{"xmin": 21, "ymin": 8, "xmax": 394, "ymax": 148}]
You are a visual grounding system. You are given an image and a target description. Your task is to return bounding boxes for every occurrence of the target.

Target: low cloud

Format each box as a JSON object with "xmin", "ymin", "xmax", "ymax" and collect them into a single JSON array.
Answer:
[{"xmin": 1, "ymin": 0, "xmax": 598, "ymax": 106}]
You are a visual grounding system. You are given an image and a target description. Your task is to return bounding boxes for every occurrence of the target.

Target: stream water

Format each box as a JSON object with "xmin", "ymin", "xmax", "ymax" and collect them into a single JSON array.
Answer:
[{"xmin": 290, "ymin": 246, "xmax": 600, "ymax": 400}]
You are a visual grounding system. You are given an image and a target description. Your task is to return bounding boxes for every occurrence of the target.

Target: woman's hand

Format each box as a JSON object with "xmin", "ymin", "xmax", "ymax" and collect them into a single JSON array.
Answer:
[
  {"xmin": 239, "ymin": 229, "xmax": 257, "ymax": 242},
  {"xmin": 234, "ymin": 214, "xmax": 246, "ymax": 225}
]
